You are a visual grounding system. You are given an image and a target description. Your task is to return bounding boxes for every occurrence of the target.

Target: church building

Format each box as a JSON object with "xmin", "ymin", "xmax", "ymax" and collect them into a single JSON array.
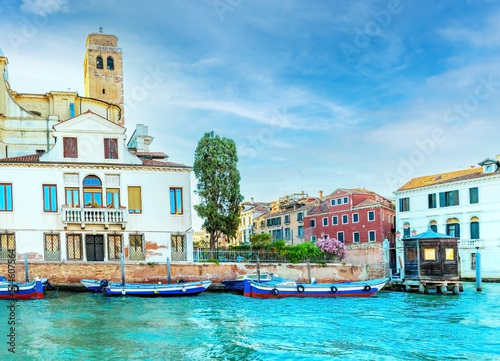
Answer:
[{"xmin": 0, "ymin": 30, "xmax": 194, "ymax": 265}]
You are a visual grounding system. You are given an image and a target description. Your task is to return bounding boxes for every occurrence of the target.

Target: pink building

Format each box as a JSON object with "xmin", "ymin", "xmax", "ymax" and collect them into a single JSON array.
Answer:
[{"xmin": 304, "ymin": 189, "xmax": 395, "ymax": 245}]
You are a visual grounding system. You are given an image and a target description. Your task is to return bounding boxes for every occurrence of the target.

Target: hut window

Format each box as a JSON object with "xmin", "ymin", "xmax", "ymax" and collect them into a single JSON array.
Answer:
[
  {"xmin": 405, "ymin": 248, "xmax": 416, "ymax": 261},
  {"xmin": 424, "ymin": 248, "xmax": 436, "ymax": 261},
  {"xmin": 445, "ymin": 248, "xmax": 454, "ymax": 261}
]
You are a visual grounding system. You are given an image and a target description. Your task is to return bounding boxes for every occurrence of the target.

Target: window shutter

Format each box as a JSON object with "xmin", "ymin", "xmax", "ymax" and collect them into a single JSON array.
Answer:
[
  {"xmin": 439, "ymin": 192, "xmax": 445, "ymax": 207},
  {"xmin": 128, "ymin": 186, "xmax": 142, "ymax": 213}
]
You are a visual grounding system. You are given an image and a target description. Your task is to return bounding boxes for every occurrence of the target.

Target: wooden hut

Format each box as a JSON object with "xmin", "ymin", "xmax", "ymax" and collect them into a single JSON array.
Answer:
[{"xmin": 402, "ymin": 229, "xmax": 462, "ymax": 295}]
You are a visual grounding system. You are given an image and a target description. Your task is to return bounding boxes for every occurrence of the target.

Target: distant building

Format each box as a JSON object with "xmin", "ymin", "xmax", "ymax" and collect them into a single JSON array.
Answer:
[
  {"xmin": 253, "ymin": 192, "xmax": 313, "ymax": 245},
  {"xmin": 394, "ymin": 156, "xmax": 500, "ymax": 279},
  {"xmin": 304, "ymin": 188, "xmax": 395, "ymax": 244},
  {"xmin": 236, "ymin": 199, "xmax": 270, "ymax": 245}
]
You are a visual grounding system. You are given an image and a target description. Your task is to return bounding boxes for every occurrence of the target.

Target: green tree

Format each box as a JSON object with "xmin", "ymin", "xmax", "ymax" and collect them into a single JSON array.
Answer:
[
  {"xmin": 249, "ymin": 233, "xmax": 271, "ymax": 249},
  {"xmin": 193, "ymin": 131, "xmax": 244, "ymax": 250}
]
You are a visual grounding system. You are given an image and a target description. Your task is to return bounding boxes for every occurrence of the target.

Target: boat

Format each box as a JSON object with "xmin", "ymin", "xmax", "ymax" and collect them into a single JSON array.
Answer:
[
  {"xmin": 0, "ymin": 276, "xmax": 49, "ymax": 300},
  {"xmin": 243, "ymin": 277, "xmax": 390, "ymax": 298},
  {"xmin": 81, "ymin": 279, "xmax": 115, "ymax": 293},
  {"xmin": 222, "ymin": 271, "xmax": 276, "ymax": 293},
  {"xmin": 103, "ymin": 280, "xmax": 212, "ymax": 297}
]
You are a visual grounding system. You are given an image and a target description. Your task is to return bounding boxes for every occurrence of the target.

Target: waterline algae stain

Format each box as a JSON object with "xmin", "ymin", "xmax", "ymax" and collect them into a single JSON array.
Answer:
[{"xmin": 2, "ymin": 283, "xmax": 500, "ymax": 360}]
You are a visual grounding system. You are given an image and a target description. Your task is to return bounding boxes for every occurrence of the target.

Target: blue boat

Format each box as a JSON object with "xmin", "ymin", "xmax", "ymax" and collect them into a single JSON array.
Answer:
[
  {"xmin": 0, "ymin": 276, "xmax": 48, "ymax": 300},
  {"xmin": 243, "ymin": 277, "xmax": 390, "ymax": 298},
  {"xmin": 104, "ymin": 280, "xmax": 212, "ymax": 297},
  {"xmin": 222, "ymin": 272, "xmax": 276, "ymax": 293}
]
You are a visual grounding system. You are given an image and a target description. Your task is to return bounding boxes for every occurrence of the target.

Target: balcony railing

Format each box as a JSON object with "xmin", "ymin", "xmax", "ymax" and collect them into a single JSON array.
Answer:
[{"xmin": 62, "ymin": 206, "xmax": 127, "ymax": 229}]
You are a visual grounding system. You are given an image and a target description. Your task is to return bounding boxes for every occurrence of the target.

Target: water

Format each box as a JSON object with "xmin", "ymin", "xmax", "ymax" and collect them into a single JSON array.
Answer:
[{"xmin": 1, "ymin": 282, "xmax": 499, "ymax": 360}]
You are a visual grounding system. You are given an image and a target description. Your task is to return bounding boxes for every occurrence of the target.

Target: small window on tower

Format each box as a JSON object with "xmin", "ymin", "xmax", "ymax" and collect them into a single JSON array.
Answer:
[
  {"xmin": 102, "ymin": 89, "xmax": 105, "ymax": 94},
  {"xmin": 96, "ymin": 56, "xmax": 103, "ymax": 69},
  {"xmin": 107, "ymin": 57, "xmax": 114, "ymax": 70}
]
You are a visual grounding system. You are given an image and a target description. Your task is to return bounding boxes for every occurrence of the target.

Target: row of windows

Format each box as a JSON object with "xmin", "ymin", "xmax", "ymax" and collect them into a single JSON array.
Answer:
[
  {"xmin": 260, "ymin": 212, "xmax": 304, "ymax": 228},
  {"xmin": 400, "ymin": 187, "xmax": 479, "ymax": 212},
  {"xmin": 63, "ymin": 137, "xmax": 118, "ymax": 159},
  {"xmin": 401, "ymin": 218, "xmax": 480, "ymax": 239},
  {"xmin": 269, "ymin": 226, "xmax": 305, "ymax": 240},
  {"xmin": 310, "ymin": 211, "xmax": 376, "ymax": 228},
  {"xmin": 330, "ymin": 197, "xmax": 349, "ymax": 206},
  {"xmin": 0, "ymin": 179, "xmax": 183, "ymax": 215},
  {"xmin": 96, "ymin": 56, "xmax": 114, "ymax": 70},
  {"xmin": 311, "ymin": 230, "xmax": 377, "ymax": 243},
  {"xmin": 0, "ymin": 233, "xmax": 186, "ymax": 262}
]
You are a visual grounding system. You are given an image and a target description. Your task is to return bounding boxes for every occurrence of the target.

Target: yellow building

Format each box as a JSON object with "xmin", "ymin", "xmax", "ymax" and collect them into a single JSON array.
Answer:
[
  {"xmin": 0, "ymin": 29, "xmax": 123, "ymax": 158},
  {"xmin": 253, "ymin": 192, "xmax": 314, "ymax": 245}
]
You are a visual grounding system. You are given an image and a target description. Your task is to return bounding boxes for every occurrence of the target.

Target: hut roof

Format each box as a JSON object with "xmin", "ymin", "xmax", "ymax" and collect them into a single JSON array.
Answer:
[{"xmin": 406, "ymin": 229, "xmax": 456, "ymax": 240}]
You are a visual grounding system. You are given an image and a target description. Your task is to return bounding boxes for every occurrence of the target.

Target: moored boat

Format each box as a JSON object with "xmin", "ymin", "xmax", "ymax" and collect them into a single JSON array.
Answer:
[
  {"xmin": 222, "ymin": 271, "xmax": 276, "ymax": 293},
  {"xmin": 243, "ymin": 277, "xmax": 389, "ymax": 298},
  {"xmin": 0, "ymin": 277, "xmax": 48, "ymax": 300},
  {"xmin": 104, "ymin": 280, "xmax": 212, "ymax": 297}
]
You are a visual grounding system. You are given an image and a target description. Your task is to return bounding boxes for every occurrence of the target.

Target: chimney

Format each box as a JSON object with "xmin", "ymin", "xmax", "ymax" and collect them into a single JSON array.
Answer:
[
  {"xmin": 250, "ymin": 197, "xmax": 254, "ymax": 204},
  {"xmin": 318, "ymin": 190, "xmax": 323, "ymax": 199}
]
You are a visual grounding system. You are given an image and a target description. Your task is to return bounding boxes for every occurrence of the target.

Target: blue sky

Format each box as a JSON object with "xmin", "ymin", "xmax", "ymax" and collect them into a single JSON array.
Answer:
[{"xmin": 2, "ymin": 0, "xmax": 500, "ymax": 220}]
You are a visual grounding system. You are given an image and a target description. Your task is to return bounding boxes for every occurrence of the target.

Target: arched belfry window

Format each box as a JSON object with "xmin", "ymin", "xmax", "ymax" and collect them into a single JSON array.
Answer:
[
  {"xmin": 107, "ymin": 56, "xmax": 114, "ymax": 70},
  {"xmin": 96, "ymin": 56, "xmax": 103, "ymax": 69},
  {"xmin": 83, "ymin": 175, "xmax": 103, "ymax": 208}
]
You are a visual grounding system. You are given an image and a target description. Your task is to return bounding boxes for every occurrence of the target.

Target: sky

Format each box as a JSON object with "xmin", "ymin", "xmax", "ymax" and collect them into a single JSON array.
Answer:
[{"xmin": 1, "ymin": 0, "xmax": 500, "ymax": 230}]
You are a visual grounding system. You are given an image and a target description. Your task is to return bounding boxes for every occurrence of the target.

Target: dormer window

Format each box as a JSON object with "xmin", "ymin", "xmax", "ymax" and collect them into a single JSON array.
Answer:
[{"xmin": 478, "ymin": 157, "xmax": 499, "ymax": 174}]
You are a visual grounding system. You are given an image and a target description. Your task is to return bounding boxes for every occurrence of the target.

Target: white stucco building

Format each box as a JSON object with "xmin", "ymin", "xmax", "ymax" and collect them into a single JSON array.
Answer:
[
  {"xmin": 394, "ymin": 156, "xmax": 500, "ymax": 279},
  {"xmin": 0, "ymin": 111, "xmax": 194, "ymax": 263}
]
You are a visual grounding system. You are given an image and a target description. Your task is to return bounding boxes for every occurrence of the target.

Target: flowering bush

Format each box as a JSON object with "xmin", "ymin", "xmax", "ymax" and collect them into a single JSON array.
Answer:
[{"xmin": 315, "ymin": 237, "xmax": 347, "ymax": 260}]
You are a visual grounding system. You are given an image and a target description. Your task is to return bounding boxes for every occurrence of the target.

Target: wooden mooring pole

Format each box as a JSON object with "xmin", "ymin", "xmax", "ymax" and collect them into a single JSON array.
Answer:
[
  {"xmin": 24, "ymin": 253, "xmax": 29, "ymax": 282},
  {"xmin": 476, "ymin": 247, "xmax": 482, "ymax": 292},
  {"xmin": 256, "ymin": 258, "xmax": 261, "ymax": 282},
  {"xmin": 167, "ymin": 257, "xmax": 171, "ymax": 284}
]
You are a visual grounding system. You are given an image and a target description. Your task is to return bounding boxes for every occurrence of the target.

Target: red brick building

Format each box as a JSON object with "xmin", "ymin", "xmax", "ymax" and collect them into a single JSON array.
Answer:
[{"xmin": 304, "ymin": 189, "xmax": 395, "ymax": 244}]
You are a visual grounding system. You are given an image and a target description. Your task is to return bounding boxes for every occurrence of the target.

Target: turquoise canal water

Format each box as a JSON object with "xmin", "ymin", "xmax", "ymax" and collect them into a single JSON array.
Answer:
[{"xmin": 1, "ymin": 282, "xmax": 499, "ymax": 360}]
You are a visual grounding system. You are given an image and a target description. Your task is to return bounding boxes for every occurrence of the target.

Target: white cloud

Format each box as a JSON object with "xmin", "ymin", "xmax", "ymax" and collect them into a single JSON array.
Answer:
[{"xmin": 20, "ymin": 0, "xmax": 69, "ymax": 16}]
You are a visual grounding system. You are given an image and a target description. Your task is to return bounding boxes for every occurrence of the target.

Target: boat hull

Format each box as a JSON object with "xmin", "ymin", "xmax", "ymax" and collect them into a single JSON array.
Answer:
[
  {"xmin": 0, "ymin": 279, "xmax": 45, "ymax": 300},
  {"xmin": 243, "ymin": 278, "xmax": 389, "ymax": 298},
  {"xmin": 104, "ymin": 280, "xmax": 212, "ymax": 297}
]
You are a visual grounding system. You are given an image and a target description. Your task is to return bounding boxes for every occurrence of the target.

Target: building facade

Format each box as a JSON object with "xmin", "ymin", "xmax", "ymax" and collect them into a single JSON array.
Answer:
[
  {"xmin": 253, "ymin": 193, "xmax": 312, "ymax": 245},
  {"xmin": 0, "ymin": 111, "xmax": 194, "ymax": 263},
  {"xmin": 236, "ymin": 200, "xmax": 270, "ymax": 245},
  {"xmin": 304, "ymin": 188, "xmax": 395, "ymax": 244},
  {"xmin": 394, "ymin": 156, "xmax": 500, "ymax": 279}
]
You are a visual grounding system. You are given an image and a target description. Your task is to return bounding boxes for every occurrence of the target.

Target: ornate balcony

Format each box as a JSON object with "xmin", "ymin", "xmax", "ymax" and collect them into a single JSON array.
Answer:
[{"xmin": 62, "ymin": 206, "xmax": 127, "ymax": 229}]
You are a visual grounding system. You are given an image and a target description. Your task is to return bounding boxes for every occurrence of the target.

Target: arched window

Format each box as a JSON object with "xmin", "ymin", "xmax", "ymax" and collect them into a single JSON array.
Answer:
[
  {"xmin": 96, "ymin": 56, "xmax": 103, "ymax": 69},
  {"xmin": 429, "ymin": 220, "xmax": 438, "ymax": 233},
  {"xmin": 446, "ymin": 218, "xmax": 460, "ymax": 238},
  {"xmin": 107, "ymin": 56, "xmax": 114, "ymax": 70},
  {"xmin": 470, "ymin": 217, "xmax": 480, "ymax": 239},
  {"xmin": 83, "ymin": 175, "xmax": 102, "ymax": 208}
]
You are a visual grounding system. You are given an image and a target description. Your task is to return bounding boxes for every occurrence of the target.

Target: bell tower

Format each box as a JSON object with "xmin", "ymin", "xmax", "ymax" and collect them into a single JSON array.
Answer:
[{"xmin": 83, "ymin": 28, "xmax": 124, "ymax": 124}]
